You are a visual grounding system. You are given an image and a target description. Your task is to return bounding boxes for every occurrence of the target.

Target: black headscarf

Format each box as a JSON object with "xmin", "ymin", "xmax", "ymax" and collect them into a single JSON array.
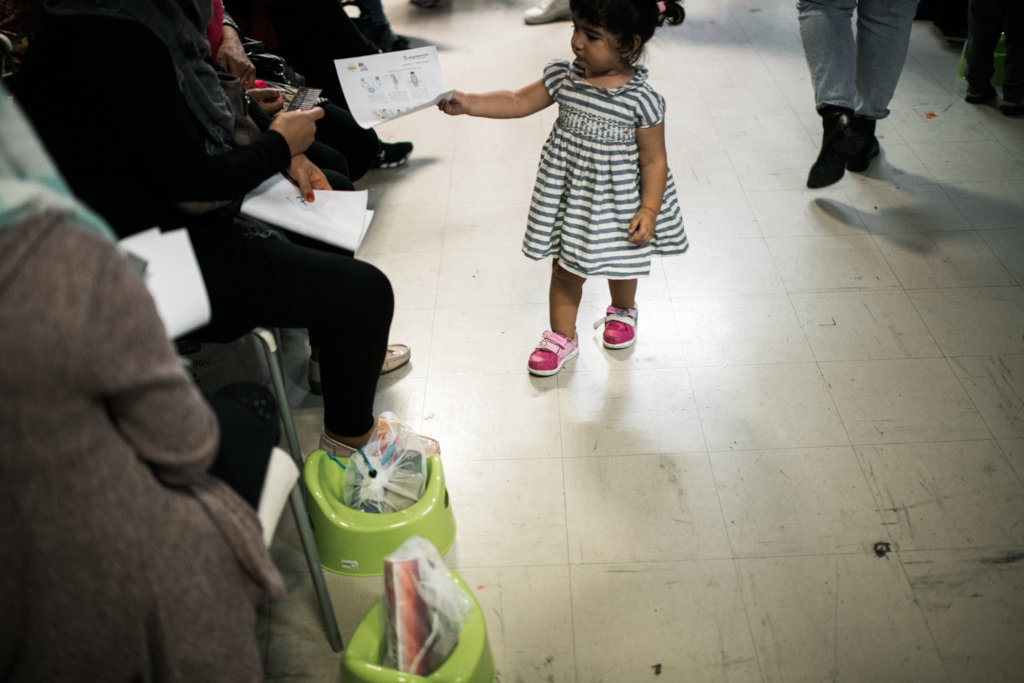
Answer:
[{"xmin": 44, "ymin": 0, "xmax": 237, "ymax": 151}]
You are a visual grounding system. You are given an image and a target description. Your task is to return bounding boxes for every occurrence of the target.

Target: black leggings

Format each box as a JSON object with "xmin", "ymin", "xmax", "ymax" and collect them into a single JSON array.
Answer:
[
  {"xmin": 207, "ymin": 386, "xmax": 278, "ymax": 508},
  {"xmin": 311, "ymin": 102, "xmax": 381, "ymax": 183},
  {"xmin": 187, "ymin": 215, "xmax": 392, "ymax": 438}
]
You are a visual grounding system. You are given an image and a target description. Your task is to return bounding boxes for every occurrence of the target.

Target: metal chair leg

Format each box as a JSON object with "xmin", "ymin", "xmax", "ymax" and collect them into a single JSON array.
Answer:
[
  {"xmin": 253, "ymin": 328, "xmax": 304, "ymax": 469},
  {"xmin": 252, "ymin": 327, "xmax": 343, "ymax": 652}
]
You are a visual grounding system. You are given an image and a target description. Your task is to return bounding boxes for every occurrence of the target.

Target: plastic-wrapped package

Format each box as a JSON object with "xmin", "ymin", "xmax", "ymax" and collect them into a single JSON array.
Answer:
[
  {"xmin": 381, "ymin": 537, "xmax": 473, "ymax": 675},
  {"xmin": 343, "ymin": 412, "xmax": 427, "ymax": 514}
]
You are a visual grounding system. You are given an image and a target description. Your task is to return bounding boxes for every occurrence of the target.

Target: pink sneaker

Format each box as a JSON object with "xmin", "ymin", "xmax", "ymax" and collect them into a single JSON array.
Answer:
[
  {"xmin": 527, "ymin": 330, "xmax": 579, "ymax": 376},
  {"xmin": 594, "ymin": 305, "xmax": 637, "ymax": 349}
]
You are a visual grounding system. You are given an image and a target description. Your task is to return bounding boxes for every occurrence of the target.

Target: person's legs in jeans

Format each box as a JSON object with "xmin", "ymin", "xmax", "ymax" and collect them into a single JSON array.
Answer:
[
  {"xmin": 835, "ymin": 0, "xmax": 917, "ymax": 174},
  {"xmin": 853, "ymin": 0, "xmax": 918, "ymax": 120},
  {"xmin": 798, "ymin": 0, "xmax": 858, "ymax": 112},
  {"xmin": 797, "ymin": 0, "xmax": 914, "ymax": 186},
  {"xmin": 798, "ymin": 0, "xmax": 861, "ymax": 187}
]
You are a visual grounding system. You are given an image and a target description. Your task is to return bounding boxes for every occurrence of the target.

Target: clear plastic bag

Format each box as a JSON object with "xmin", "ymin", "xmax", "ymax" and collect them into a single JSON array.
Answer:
[
  {"xmin": 342, "ymin": 412, "xmax": 427, "ymax": 514},
  {"xmin": 381, "ymin": 536, "xmax": 473, "ymax": 675}
]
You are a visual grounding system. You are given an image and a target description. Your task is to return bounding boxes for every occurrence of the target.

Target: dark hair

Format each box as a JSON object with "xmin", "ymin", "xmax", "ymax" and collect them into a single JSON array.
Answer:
[{"xmin": 570, "ymin": 0, "xmax": 685, "ymax": 65}]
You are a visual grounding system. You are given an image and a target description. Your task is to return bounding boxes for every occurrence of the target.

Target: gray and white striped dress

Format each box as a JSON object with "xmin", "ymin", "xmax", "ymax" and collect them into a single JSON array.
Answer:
[{"xmin": 523, "ymin": 59, "xmax": 687, "ymax": 279}]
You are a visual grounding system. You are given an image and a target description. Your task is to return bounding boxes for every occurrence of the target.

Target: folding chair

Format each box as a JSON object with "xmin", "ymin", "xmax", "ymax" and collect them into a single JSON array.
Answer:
[{"xmin": 251, "ymin": 327, "xmax": 343, "ymax": 652}]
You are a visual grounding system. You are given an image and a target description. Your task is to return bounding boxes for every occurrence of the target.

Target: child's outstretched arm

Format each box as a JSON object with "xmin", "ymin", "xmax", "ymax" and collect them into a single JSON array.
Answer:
[
  {"xmin": 629, "ymin": 122, "xmax": 669, "ymax": 246},
  {"xmin": 438, "ymin": 79, "xmax": 554, "ymax": 119}
]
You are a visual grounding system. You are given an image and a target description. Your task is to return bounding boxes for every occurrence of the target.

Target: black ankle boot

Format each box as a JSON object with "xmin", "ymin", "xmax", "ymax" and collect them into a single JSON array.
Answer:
[
  {"xmin": 846, "ymin": 116, "xmax": 879, "ymax": 173},
  {"xmin": 807, "ymin": 105, "xmax": 857, "ymax": 189}
]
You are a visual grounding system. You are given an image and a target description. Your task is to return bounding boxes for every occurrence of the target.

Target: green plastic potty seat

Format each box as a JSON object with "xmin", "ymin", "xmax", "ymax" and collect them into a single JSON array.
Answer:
[
  {"xmin": 341, "ymin": 571, "xmax": 497, "ymax": 683},
  {"xmin": 304, "ymin": 449, "xmax": 456, "ymax": 576}
]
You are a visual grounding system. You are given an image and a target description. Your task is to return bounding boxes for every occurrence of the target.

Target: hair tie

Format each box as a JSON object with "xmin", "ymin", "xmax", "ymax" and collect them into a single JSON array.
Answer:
[{"xmin": 656, "ymin": 0, "xmax": 666, "ymax": 12}]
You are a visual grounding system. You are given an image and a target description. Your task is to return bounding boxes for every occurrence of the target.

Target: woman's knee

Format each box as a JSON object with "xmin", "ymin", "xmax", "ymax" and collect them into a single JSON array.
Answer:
[
  {"xmin": 321, "ymin": 168, "xmax": 355, "ymax": 191},
  {"xmin": 353, "ymin": 259, "xmax": 395, "ymax": 318}
]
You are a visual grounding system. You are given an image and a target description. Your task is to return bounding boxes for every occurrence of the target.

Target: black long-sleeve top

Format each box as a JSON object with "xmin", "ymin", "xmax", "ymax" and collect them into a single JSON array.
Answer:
[{"xmin": 13, "ymin": 14, "xmax": 292, "ymax": 238}]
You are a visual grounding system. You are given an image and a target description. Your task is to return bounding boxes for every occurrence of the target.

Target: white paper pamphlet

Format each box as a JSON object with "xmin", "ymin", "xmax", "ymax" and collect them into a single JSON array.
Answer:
[
  {"xmin": 335, "ymin": 46, "xmax": 453, "ymax": 128},
  {"xmin": 119, "ymin": 227, "xmax": 211, "ymax": 339},
  {"xmin": 239, "ymin": 174, "xmax": 373, "ymax": 253}
]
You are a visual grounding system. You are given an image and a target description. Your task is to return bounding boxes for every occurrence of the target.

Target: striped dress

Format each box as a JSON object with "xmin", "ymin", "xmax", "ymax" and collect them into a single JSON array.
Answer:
[{"xmin": 523, "ymin": 59, "xmax": 688, "ymax": 279}]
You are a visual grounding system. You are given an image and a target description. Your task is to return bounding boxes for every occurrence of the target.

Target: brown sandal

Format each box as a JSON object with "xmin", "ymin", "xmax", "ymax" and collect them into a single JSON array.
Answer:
[
  {"xmin": 318, "ymin": 424, "xmax": 440, "ymax": 458},
  {"xmin": 999, "ymin": 99, "xmax": 1024, "ymax": 117},
  {"xmin": 308, "ymin": 344, "xmax": 411, "ymax": 395},
  {"xmin": 965, "ymin": 86, "xmax": 997, "ymax": 104},
  {"xmin": 381, "ymin": 343, "xmax": 411, "ymax": 374}
]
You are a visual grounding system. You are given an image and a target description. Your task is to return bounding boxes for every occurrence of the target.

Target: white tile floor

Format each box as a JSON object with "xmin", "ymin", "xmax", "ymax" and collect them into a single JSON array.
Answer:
[{"xmin": 258, "ymin": 1, "xmax": 1024, "ymax": 681}]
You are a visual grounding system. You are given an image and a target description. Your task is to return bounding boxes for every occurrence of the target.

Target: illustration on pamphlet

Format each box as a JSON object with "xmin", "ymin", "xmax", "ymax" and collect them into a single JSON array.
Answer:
[{"xmin": 335, "ymin": 46, "xmax": 453, "ymax": 128}]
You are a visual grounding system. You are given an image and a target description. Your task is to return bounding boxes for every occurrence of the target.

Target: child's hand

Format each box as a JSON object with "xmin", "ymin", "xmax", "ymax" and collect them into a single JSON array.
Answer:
[
  {"xmin": 438, "ymin": 91, "xmax": 470, "ymax": 116},
  {"xmin": 628, "ymin": 207, "xmax": 658, "ymax": 245}
]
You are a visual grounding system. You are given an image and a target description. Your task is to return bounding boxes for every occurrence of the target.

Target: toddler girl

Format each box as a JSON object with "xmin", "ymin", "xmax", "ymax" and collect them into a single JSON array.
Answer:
[{"xmin": 439, "ymin": 0, "xmax": 687, "ymax": 375}]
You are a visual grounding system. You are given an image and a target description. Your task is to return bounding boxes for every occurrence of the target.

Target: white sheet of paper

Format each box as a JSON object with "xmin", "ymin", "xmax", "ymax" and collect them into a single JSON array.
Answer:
[
  {"xmin": 120, "ymin": 227, "xmax": 211, "ymax": 339},
  {"xmin": 240, "ymin": 175, "xmax": 373, "ymax": 252},
  {"xmin": 335, "ymin": 46, "xmax": 453, "ymax": 128}
]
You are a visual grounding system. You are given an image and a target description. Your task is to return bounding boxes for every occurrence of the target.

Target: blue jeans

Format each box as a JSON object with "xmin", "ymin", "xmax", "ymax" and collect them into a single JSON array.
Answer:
[{"xmin": 797, "ymin": 0, "xmax": 919, "ymax": 120}]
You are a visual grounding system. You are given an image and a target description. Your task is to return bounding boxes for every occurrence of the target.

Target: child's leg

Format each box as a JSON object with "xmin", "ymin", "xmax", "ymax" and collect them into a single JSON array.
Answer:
[
  {"xmin": 550, "ymin": 259, "xmax": 586, "ymax": 338},
  {"xmin": 528, "ymin": 260, "xmax": 584, "ymax": 376},
  {"xmin": 608, "ymin": 278, "xmax": 638, "ymax": 310}
]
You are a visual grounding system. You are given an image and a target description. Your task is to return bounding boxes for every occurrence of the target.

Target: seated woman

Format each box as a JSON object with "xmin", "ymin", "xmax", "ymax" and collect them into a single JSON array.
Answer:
[
  {"xmin": 210, "ymin": 2, "xmax": 413, "ymax": 178},
  {"xmin": 224, "ymin": 0, "xmax": 381, "ymax": 107},
  {"xmin": 0, "ymin": 89, "xmax": 282, "ymax": 681},
  {"xmin": 15, "ymin": 0, "xmax": 425, "ymax": 456}
]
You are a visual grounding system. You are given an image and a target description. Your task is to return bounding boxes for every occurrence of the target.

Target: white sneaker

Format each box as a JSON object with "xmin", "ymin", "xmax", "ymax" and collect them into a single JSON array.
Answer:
[{"xmin": 524, "ymin": 0, "xmax": 571, "ymax": 25}]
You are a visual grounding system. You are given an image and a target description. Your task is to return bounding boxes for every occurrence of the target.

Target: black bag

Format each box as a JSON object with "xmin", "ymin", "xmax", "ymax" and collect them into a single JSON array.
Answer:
[{"xmin": 247, "ymin": 52, "xmax": 306, "ymax": 87}]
